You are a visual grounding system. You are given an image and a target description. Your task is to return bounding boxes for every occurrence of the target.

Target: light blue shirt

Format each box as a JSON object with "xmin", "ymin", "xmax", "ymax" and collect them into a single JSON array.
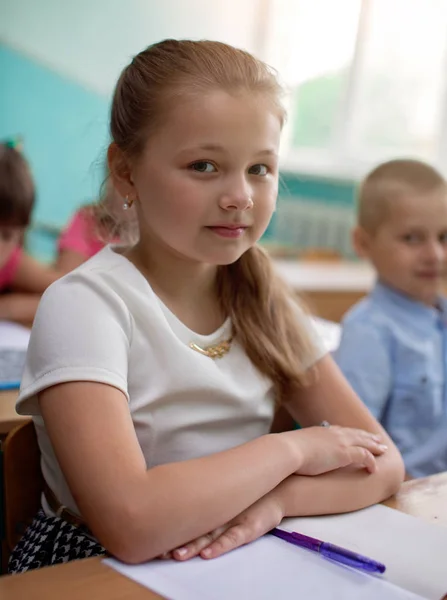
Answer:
[{"xmin": 334, "ymin": 281, "xmax": 447, "ymax": 477}]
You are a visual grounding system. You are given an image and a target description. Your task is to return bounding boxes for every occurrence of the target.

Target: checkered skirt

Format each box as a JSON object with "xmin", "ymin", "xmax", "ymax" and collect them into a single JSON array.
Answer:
[{"xmin": 8, "ymin": 509, "xmax": 106, "ymax": 574}]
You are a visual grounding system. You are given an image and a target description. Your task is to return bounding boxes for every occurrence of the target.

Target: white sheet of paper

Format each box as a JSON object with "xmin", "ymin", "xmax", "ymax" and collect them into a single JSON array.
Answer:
[
  {"xmin": 0, "ymin": 320, "xmax": 30, "ymax": 350},
  {"xmin": 283, "ymin": 504, "xmax": 447, "ymax": 600},
  {"xmin": 105, "ymin": 535, "xmax": 425, "ymax": 600},
  {"xmin": 105, "ymin": 504, "xmax": 447, "ymax": 600}
]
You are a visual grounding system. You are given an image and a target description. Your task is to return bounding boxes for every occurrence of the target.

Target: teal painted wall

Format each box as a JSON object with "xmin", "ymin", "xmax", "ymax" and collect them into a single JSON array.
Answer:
[
  {"xmin": 0, "ymin": 43, "xmax": 110, "ymax": 229},
  {"xmin": 0, "ymin": 0, "xmax": 260, "ymax": 97},
  {"xmin": 1, "ymin": 43, "xmax": 110, "ymax": 259}
]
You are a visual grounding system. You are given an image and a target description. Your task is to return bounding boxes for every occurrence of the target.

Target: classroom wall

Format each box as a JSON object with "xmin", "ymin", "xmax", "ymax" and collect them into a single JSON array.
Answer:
[
  {"xmin": 0, "ymin": 0, "xmax": 356, "ymax": 260},
  {"xmin": 0, "ymin": 0, "xmax": 263, "ymax": 96},
  {"xmin": 0, "ymin": 44, "xmax": 110, "ymax": 225}
]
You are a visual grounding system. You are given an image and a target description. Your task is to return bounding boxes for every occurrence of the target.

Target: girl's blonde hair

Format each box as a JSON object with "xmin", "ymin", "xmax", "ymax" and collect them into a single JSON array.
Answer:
[{"xmin": 108, "ymin": 39, "xmax": 317, "ymax": 399}]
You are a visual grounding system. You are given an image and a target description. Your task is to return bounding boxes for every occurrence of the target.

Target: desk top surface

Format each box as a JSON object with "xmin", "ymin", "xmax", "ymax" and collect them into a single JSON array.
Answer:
[
  {"xmin": 1, "ymin": 472, "xmax": 446, "ymax": 600},
  {"xmin": 274, "ymin": 260, "xmax": 375, "ymax": 292}
]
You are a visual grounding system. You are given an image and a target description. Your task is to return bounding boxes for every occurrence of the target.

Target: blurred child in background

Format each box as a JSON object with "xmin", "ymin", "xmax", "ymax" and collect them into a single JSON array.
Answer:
[
  {"xmin": 56, "ymin": 180, "xmax": 137, "ymax": 272},
  {"xmin": 0, "ymin": 140, "xmax": 61, "ymax": 323},
  {"xmin": 335, "ymin": 159, "xmax": 447, "ymax": 478}
]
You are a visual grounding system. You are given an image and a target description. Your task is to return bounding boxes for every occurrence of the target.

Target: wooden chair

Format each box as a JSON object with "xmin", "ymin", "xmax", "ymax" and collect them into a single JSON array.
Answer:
[{"xmin": 1, "ymin": 420, "xmax": 43, "ymax": 569}]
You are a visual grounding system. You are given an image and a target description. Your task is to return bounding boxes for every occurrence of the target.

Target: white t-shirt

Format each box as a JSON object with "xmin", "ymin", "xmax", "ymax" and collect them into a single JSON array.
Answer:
[{"xmin": 17, "ymin": 246, "xmax": 325, "ymax": 516}]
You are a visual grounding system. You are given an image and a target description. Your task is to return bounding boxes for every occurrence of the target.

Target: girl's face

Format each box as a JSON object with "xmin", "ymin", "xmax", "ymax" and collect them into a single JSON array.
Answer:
[
  {"xmin": 122, "ymin": 90, "xmax": 282, "ymax": 267},
  {"xmin": 0, "ymin": 226, "xmax": 22, "ymax": 270}
]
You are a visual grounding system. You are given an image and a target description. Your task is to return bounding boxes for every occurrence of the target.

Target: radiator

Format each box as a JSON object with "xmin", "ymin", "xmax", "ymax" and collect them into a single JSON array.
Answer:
[{"xmin": 270, "ymin": 198, "xmax": 356, "ymax": 258}]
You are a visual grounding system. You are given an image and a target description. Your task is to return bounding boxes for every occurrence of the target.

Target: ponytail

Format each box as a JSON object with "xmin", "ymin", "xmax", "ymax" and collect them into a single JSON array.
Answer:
[{"xmin": 217, "ymin": 245, "xmax": 317, "ymax": 401}]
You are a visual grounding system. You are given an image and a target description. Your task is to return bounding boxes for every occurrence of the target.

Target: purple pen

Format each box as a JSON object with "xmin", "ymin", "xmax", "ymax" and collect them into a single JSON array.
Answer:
[{"xmin": 270, "ymin": 528, "xmax": 386, "ymax": 574}]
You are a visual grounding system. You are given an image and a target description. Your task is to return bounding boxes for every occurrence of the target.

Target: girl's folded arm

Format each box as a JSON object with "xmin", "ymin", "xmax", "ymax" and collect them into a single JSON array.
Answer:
[
  {"xmin": 279, "ymin": 353, "xmax": 404, "ymax": 513},
  {"xmin": 39, "ymin": 380, "xmax": 299, "ymax": 564}
]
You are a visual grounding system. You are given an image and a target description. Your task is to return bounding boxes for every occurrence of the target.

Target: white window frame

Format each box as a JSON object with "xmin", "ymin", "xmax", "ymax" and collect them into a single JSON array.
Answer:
[{"xmin": 261, "ymin": 0, "xmax": 447, "ymax": 181}]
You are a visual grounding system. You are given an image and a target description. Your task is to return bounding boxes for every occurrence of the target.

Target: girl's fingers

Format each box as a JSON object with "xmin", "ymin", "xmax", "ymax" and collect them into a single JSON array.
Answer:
[
  {"xmin": 344, "ymin": 428, "xmax": 387, "ymax": 456},
  {"xmin": 172, "ymin": 527, "xmax": 227, "ymax": 561},
  {"xmin": 200, "ymin": 523, "xmax": 255, "ymax": 560},
  {"xmin": 350, "ymin": 447, "xmax": 377, "ymax": 473}
]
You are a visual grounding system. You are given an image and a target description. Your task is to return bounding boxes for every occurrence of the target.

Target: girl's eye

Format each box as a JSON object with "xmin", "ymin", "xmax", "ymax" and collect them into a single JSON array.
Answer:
[
  {"xmin": 248, "ymin": 164, "xmax": 268, "ymax": 176},
  {"xmin": 190, "ymin": 161, "xmax": 216, "ymax": 173},
  {"xmin": 439, "ymin": 232, "xmax": 447, "ymax": 244}
]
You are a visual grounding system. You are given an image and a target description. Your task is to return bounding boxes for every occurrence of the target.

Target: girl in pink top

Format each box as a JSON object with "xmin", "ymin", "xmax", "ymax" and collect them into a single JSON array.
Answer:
[
  {"xmin": 56, "ymin": 182, "xmax": 134, "ymax": 272},
  {"xmin": 0, "ymin": 246, "xmax": 22, "ymax": 290},
  {"xmin": 0, "ymin": 141, "xmax": 61, "ymax": 323},
  {"xmin": 57, "ymin": 207, "xmax": 106, "ymax": 263}
]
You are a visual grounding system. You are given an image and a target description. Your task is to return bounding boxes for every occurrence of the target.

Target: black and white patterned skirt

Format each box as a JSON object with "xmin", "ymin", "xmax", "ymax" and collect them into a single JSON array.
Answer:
[{"xmin": 8, "ymin": 509, "xmax": 106, "ymax": 574}]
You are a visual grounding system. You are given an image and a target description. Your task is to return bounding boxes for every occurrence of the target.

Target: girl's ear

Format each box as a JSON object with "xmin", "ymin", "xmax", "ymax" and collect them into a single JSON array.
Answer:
[{"xmin": 107, "ymin": 143, "xmax": 136, "ymax": 200}]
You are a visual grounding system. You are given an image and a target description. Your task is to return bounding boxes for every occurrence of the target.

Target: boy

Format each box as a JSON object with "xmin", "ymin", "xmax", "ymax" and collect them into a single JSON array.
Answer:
[{"xmin": 334, "ymin": 159, "xmax": 447, "ymax": 478}]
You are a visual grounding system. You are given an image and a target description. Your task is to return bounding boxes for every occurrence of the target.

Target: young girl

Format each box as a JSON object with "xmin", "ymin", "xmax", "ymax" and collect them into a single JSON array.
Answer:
[
  {"xmin": 11, "ymin": 39, "xmax": 404, "ymax": 573},
  {"xmin": 56, "ymin": 180, "xmax": 136, "ymax": 272},
  {"xmin": 0, "ymin": 141, "xmax": 61, "ymax": 323}
]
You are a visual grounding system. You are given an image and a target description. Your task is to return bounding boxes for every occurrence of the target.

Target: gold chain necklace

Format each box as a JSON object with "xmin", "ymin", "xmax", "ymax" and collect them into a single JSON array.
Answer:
[{"xmin": 189, "ymin": 337, "xmax": 233, "ymax": 359}]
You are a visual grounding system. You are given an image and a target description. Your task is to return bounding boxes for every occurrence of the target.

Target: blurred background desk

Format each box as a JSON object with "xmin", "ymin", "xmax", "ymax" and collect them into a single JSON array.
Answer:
[{"xmin": 274, "ymin": 260, "xmax": 375, "ymax": 322}]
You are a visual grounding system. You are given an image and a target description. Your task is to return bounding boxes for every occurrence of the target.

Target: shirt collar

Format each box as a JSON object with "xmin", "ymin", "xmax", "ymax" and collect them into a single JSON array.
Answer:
[{"xmin": 371, "ymin": 280, "xmax": 447, "ymax": 330}]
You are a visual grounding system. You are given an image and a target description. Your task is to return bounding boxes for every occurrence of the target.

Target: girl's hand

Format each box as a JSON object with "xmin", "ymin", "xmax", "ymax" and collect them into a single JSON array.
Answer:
[
  {"xmin": 282, "ymin": 425, "xmax": 387, "ymax": 476},
  {"xmin": 159, "ymin": 492, "xmax": 284, "ymax": 562},
  {"xmin": 157, "ymin": 425, "xmax": 387, "ymax": 562}
]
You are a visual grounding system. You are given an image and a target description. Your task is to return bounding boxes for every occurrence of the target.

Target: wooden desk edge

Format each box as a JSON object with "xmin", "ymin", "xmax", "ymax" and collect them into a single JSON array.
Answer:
[{"xmin": 0, "ymin": 556, "xmax": 164, "ymax": 599}]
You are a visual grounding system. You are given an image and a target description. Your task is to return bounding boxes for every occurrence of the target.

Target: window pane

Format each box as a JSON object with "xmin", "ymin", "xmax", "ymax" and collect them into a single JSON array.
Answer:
[
  {"xmin": 267, "ymin": 0, "xmax": 361, "ymax": 150},
  {"xmin": 290, "ymin": 70, "xmax": 347, "ymax": 148},
  {"xmin": 348, "ymin": 0, "xmax": 447, "ymax": 161}
]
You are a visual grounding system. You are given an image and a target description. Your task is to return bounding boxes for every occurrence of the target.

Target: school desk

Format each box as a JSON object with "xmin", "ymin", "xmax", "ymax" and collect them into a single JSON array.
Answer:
[
  {"xmin": 274, "ymin": 260, "xmax": 375, "ymax": 322},
  {"xmin": 0, "ymin": 471, "xmax": 446, "ymax": 600},
  {"xmin": 0, "ymin": 390, "xmax": 27, "ymax": 438}
]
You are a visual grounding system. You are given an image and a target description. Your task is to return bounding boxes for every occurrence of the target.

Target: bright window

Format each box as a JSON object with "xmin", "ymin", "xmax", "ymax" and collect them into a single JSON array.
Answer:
[{"xmin": 264, "ymin": 0, "xmax": 447, "ymax": 177}]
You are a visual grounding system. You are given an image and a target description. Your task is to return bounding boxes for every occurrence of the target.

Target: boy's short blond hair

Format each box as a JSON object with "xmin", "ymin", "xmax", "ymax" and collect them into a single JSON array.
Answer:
[{"xmin": 358, "ymin": 159, "xmax": 447, "ymax": 233}]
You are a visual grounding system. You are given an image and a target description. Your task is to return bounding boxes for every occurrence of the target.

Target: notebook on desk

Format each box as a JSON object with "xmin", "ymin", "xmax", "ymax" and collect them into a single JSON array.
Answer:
[
  {"xmin": 0, "ymin": 320, "xmax": 30, "ymax": 389},
  {"xmin": 105, "ymin": 504, "xmax": 447, "ymax": 600}
]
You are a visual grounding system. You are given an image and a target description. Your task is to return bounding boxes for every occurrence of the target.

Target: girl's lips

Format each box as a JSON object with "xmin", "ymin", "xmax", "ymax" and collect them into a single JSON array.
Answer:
[{"xmin": 207, "ymin": 226, "xmax": 247, "ymax": 238}]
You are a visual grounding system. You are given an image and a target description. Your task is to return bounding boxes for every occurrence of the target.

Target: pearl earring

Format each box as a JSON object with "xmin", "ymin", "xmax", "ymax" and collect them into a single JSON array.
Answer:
[{"xmin": 123, "ymin": 195, "xmax": 134, "ymax": 210}]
